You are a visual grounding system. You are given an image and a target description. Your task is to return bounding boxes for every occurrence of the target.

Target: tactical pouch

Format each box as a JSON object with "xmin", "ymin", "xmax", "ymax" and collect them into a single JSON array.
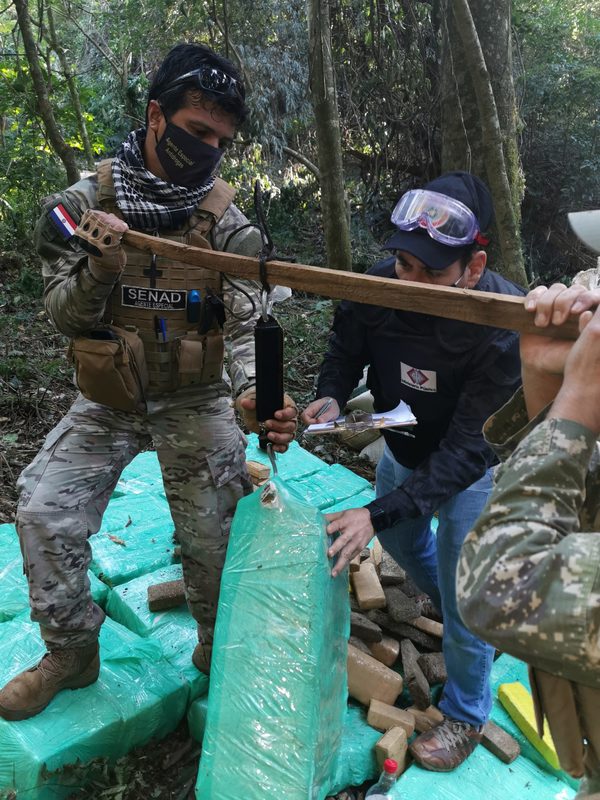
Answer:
[
  {"xmin": 70, "ymin": 325, "xmax": 148, "ymax": 412},
  {"xmin": 175, "ymin": 330, "xmax": 224, "ymax": 387}
]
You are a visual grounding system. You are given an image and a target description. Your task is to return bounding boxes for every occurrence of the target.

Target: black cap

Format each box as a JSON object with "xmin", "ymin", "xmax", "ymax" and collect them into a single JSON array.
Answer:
[{"xmin": 384, "ymin": 171, "xmax": 494, "ymax": 269}]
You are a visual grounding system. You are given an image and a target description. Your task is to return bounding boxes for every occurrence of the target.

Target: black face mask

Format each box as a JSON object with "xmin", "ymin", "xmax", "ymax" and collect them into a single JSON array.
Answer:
[{"xmin": 154, "ymin": 121, "xmax": 223, "ymax": 188}]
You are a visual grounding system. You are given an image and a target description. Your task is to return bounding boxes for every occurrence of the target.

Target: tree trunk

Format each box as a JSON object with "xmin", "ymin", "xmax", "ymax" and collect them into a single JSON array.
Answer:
[
  {"xmin": 45, "ymin": 5, "xmax": 95, "ymax": 170},
  {"xmin": 307, "ymin": 0, "xmax": 352, "ymax": 271},
  {"xmin": 440, "ymin": 0, "xmax": 526, "ymax": 285},
  {"xmin": 13, "ymin": 0, "xmax": 80, "ymax": 185}
]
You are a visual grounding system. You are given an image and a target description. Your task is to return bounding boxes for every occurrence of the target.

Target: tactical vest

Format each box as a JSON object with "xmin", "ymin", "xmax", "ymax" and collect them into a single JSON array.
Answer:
[{"xmin": 96, "ymin": 160, "xmax": 235, "ymax": 394}]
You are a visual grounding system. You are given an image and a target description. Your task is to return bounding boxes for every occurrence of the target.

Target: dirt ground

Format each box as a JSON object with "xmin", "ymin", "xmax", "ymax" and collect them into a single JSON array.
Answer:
[{"xmin": 0, "ymin": 263, "xmax": 374, "ymax": 799}]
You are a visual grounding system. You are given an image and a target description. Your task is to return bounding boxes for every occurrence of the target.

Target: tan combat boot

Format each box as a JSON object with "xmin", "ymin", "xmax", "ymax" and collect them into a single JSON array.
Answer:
[
  {"xmin": 192, "ymin": 643, "xmax": 212, "ymax": 675},
  {"xmin": 0, "ymin": 643, "xmax": 100, "ymax": 721}
]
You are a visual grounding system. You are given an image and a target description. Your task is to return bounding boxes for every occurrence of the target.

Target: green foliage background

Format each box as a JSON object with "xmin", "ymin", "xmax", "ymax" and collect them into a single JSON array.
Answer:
[{"xmin": 0, "ymin": 0, "xmax": 598, "ymax": 283}]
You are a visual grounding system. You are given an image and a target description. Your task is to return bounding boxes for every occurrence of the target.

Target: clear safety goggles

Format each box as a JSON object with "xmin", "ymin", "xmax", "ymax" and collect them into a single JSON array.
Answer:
[
  {"xmin": 160, "ymin": 65, "xmax": 243, "ymax": 101},
  {"xmin": 391, "ymin": 189, "xmax": 487, "ymax": 247}
]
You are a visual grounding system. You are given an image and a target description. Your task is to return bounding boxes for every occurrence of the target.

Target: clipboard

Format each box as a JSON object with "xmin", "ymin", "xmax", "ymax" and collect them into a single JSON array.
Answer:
[{"xmin": 304, "ymin": 400, "xmax": 417, "ymax": 435}]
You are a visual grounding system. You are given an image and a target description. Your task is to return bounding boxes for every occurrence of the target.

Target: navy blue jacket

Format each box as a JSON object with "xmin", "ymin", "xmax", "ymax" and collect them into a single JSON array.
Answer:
[{"xmin": 316, "ymin": 257, "xmax": 524, "ymax": 532}]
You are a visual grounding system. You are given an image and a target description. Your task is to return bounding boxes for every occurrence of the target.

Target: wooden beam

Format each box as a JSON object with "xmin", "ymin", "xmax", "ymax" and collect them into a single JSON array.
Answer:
[{"xmin": 123, "ymin": 230, "xmax": 580, "ymax": 339}]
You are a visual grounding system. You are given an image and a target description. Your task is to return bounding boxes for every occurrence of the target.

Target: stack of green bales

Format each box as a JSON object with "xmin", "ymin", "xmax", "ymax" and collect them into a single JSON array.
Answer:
[
  {"xmin": 0, "ymin": 436, "xmax": 375, "ymax": 799},
  {"xmin": 0, "ymin": 436, "xmax": 579, "ymax": 800}
]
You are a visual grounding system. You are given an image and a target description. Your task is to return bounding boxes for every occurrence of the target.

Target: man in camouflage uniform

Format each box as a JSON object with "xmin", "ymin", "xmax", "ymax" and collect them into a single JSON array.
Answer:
[
  {"xmin": 458, "ymin": 210, "xmax": 600, "ymax": 799},
  {"xmin": 0, "ymin": 43, "xmax": 297, "ymax": 721}
]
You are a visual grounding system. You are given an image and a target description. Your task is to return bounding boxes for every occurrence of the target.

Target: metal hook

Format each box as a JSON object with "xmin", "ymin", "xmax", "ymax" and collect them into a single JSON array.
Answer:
[
  {"xmin": 261, "ymin": 288, "xmax": 269, "ymax": 322},
  {"xmin": 267, "ymin": 442, "xmax": 278, "ymax": 475}
]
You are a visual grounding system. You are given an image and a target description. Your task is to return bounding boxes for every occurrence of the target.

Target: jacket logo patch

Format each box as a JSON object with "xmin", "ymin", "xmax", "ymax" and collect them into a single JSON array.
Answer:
[
  {"xmin": 401, "ymin": 363, "xmax": 437, "ymax": 392},
  {"xmin": 121, "ymin": 285, "xmax": 186, "ymax": 311}
]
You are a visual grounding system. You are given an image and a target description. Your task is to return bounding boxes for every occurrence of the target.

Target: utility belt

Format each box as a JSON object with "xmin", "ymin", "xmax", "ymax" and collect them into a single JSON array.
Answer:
[{"xmin": 69, "ymin": 288, "xmax": 227, "ymax": 412}]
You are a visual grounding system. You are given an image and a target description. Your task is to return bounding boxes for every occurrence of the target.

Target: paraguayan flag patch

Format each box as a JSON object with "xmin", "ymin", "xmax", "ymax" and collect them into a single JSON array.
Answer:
[{"xmin": 49, "ymin": 203, "xmax": 78, "ymax": 240}]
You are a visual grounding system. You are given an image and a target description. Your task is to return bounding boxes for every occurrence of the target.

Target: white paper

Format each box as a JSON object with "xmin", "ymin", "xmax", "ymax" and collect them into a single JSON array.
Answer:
[{"xmin": 304, "ymin": 400, "xmax": 417, "ymax": 435}]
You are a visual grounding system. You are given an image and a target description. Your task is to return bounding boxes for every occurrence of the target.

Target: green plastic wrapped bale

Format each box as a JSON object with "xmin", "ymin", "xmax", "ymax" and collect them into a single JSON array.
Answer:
[
  {"xmin": 112, "ymin": 451, "xmax": 167, "ymax": 498},
  {"xmin": 392, "ymin": 653, "xmax": 577, "ymax": 800},
  {"xmin": 244, "ymin": 434, "xmax": 328, "ymax": 481},
  {"xmin": 0, "ymin": 523, "xmax": 30, "ymax": 623},
  {"xmin": 325, "ymin": 488, "xmax": 376, "ymax": 514},
  {"xmin": 190, "ymin": 699, "xmax": 380, "ymax": 794},
  {"xmin": 0, "ymin": 616, "xmax": 190, "ymax": 800},
  {"xmin": 394, "ymin": 736, "xmax": 576, "ymax": 800},
  {"xmin": 489, "ymin": 654, "xmax": 579, "ymax": 790},
  {"xmin": 288, "ymin": 463, "xmax": 372, "ymax": 510},
  {"xmin": 196, "ymin": 477, "xmax": 350, "ymax": 800},
  {"xmin": 106, "ymin": 564, "xmax": 208, "ymax": 699},
  {"xmin": 0, "ymin": 524, "xmax": 110, "ymax": 622},
  {"xmin": 89, "ymin": 493, "xmax": 176, "ymax": 586}
]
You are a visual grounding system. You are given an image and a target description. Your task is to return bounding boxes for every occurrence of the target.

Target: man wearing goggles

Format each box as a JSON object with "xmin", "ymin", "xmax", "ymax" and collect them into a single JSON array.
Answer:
[
  {"xmin": 391, "ymin": 189, "xmax": 490, "ymax": 248},
  {"xmin": 0, "ymin": 42, "xmax": 297, "ymax": 722},
  {"xmin": 303, "ymin": 171, "xmax": 525, "ymax": 772}
]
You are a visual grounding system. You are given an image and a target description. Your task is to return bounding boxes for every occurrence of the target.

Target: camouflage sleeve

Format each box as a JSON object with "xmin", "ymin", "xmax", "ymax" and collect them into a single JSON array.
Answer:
[
  {"xmin": 35, "ymin": 176, "xmax": 120, "ymax": 337},
  {"xmin": 213, "ymin": 202, "xmax": 264, "ymax": 397},
  {"xmin": 457, "ymin": 417, "xmax": 600, "ymax": 688},
  {"xmin": 482, "ymin": 387, "xmax": 551, "ymax": 462}
]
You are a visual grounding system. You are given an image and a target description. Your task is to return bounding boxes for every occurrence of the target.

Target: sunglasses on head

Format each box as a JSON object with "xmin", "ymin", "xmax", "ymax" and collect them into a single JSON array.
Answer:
[{"xmin": 159, "ymin": 64, "xmax": 243, "ymax": 101}]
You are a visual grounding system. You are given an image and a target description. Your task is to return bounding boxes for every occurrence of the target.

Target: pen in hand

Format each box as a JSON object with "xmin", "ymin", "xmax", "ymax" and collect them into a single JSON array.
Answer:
[{"xmin": 314, "ymin": 397, "xmax": 335, "ymax": 419}]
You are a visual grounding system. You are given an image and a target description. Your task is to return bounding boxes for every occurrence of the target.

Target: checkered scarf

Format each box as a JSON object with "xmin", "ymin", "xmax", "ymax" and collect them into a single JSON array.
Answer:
[{"xmin": 111, "ymin": 128, "xmax": 216, "ymax": 231}]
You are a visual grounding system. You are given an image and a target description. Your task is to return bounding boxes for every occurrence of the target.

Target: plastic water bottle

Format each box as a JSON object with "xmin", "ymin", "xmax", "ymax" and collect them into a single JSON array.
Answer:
[{"xmin": 365, "ymin": 758, "xmax": 399, "ymax": 798}]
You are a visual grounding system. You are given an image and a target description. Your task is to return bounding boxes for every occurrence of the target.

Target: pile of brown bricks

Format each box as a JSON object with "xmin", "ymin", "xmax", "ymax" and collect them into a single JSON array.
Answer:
[
  {"xmin": 347, "ymin": 545, "xmax": 445, "ymax": 775},
  {"xmin": 347, "ymin": 543, "xmax": 519, "ymax": 775}
]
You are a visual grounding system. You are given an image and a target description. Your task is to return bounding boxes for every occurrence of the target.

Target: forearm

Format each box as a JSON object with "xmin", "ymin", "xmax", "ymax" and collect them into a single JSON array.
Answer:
[
  {"xmin": 44, "ymin": 257, "xmax": 119, "ymax": 336},
  {"xmin": 522, "ymin": 364, "xmax": 563, "ymax": 421},
  {"xmin": 458, "ymin": 417, "xmax": 600, "ymax": 679}
]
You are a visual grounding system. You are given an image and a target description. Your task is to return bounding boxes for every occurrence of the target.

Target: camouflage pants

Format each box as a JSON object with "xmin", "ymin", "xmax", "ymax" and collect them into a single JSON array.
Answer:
[{"xmin": 15, "ymin": 386, "xmax": 252, "ymax": 650}]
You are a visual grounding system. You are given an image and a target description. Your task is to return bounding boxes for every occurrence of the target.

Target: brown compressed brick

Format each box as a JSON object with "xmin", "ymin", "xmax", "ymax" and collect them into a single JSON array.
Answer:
[
  {"xmin": 375, "ymin": 726, "xmax": 409, "ymax": 774},
  {"xmin": 384, "ymin": 585, "xmax": 421, "ymax": 623},
  {"xmin": 368, "ymin": 611, "xmax": 442, "ymax": 652},
  {"xmin": 351, "ymin": 562, "xmax": 386, "ymax": 610},
  {"xmin": 349, "ymin": 636, "xmax": 371, "ymax": 654},
  {"xmin": 400, "ymin": 639, "xmax": 431, "ymax": 710},
  {"xmin": 371, "ymin": 538, "xmax": 383, "ymax": 568},
  {"xmin": 349, "ymin": 592, "xmax": 361, "ymax": 613},
  {"xmin": 368, "ymin": 635, "xmax": 400, "ymax": 667},
  {"xmin": 367, "ymin": 699, "xmax": 415, "ymax": 737},
  {"xmin": 391, "ymin": 622, "xmax": 442, "ymax": 652},
  {"xmin": 246, "ymin": 460, "xmax": 271, "ymax": 484},
  {"xmin": 417, "ymin": 652, "xmax": 448, "ymax": 685},
  {"xmin": 406, "ymin": 704, "xmax": 444, "ymax": 733},
  {"xmin": 418, "ymin": 598, "xmax": 443, "ymax": 623},
  {"xmin": 401, "ymin": 574, "xmax": 422, "ymax": 597},
  {"xmin": 351, "ymin": 611, "xmax": 383, "ymax": 643},
  {"xmin": 410, "ymin": 615, "xmax": 443, "ymax": 638},
  {"xmin": 347, "ymin": 644, "xmax": 403, "ymax": 707},
  {"xmin": 147, "ymin": 578, "xmax": 186, "ymax": 611},
  {"xmin": 482, "ymin": 720, "xmax": 521, "ymax": 764},
  {"xmin": 350, "ymin": 554, "xmax": 362, "ymax": 573},
  {"xmin": 379, "ymin": 551, "xmax": 406, "ymax": 586}
]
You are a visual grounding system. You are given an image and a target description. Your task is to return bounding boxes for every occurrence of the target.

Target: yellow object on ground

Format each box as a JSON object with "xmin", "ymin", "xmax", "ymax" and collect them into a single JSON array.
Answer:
[{"xmin": 498, "ymin": 681, "xmax": 560, "ymax": 770}]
